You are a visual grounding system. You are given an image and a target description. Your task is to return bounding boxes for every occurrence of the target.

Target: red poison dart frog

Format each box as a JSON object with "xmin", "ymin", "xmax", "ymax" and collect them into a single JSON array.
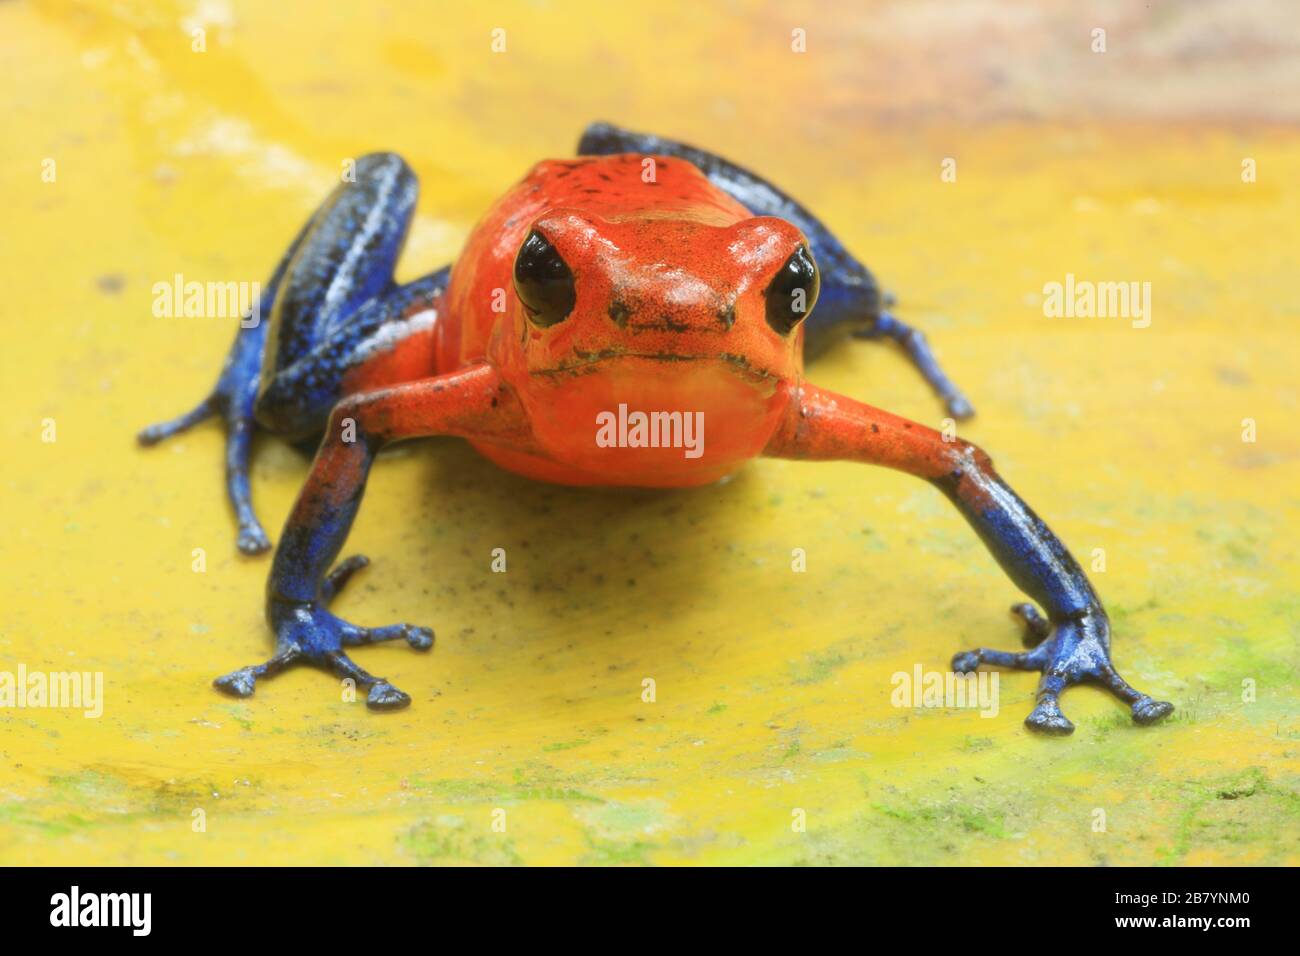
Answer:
[{"xmin": 140, "ymin": 123, "xmax": 1173, "ymax": 735}]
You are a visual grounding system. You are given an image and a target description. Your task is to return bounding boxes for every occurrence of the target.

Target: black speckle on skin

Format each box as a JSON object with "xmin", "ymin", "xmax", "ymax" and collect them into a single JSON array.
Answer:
[
  {"xmin": 608, "ymin": 301, "xmax": 631, "ymax": 327},
  {"xmin": 871, "ymin": 423, "xmax": 880, "ymax": 433},
  {"xmin": 718, "ymin": 304, "xmax": 736, "ymax": 330}
]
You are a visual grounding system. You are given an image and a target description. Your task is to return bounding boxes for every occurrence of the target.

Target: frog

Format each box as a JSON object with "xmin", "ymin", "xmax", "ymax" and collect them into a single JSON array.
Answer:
[{"xmin": 139, "ymin": 122, "xmax": 1173, "ymax": 735}]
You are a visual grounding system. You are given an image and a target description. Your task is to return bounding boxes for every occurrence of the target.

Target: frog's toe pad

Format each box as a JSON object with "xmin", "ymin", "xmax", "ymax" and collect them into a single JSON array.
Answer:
[
  {"xmin": 1025, "ymin": 698, "xmax": 1075, "ymax": 736},
  {"xmin": 405, "ymin": 626, "xmax": 435, "ymax": 650},
  {"xmin": 947, "ymin": 396, "xmax": 975, "ymax": 421},
  {"xmin": 1132, "ymin": 696, "xmax": 1174, "ymax": 726},
  {"xmin": 214, "ymin": 667, "xmax": 257, "ymax": 698},
  {"xmin": 367, "ymin": 681, "xmax": 411, "ymax": 710},
  {"xmin": 237, "ymin": 524, "xmax": 272, "ymax": 556}
]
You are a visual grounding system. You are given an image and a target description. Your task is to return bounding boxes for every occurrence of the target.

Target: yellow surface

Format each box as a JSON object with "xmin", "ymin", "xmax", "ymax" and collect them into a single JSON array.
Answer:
[{"xmin": 1, "ymin": 0, "xmax": 1298, "ymax": 865}]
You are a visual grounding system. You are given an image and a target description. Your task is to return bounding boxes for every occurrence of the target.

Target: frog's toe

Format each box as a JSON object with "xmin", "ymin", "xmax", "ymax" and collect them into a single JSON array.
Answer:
[
  {"xmin": 320, "ymin": 554, "xmax": 371, "ymax": 601},
  {"xmin": 212, "ymin": 647, "xmax": 301, "ymax": 700},
  {"xmin": 404, "ymin": 626, "xmax": 435, "ymax": 650},
  {"xmin": 1095, "ymin": 662, "xmax": 1175, "ymax": 726},
  {"xmin": 237, "ymin": 522, "xmax": 272, "ymax": 556},
  {"xmin": 213, "ymin": 666, "xmax": 258, "ymax": 698},
  {"xmin": 312, "ymin": 648, "xmax": 414, "ymax": 711},
  {"xmin": 138, "ymin": 396, "xmax": 218, "ymax": 445},
  {"xmin": 951, "ymin": 646, "xmax": 1040, "ymax": 674},
  {"xmin": 1010, "ymin": 602, "xmax": 1052, "ymax": 647},
  {"xmin": 946, "ymin": 395, "xmax": 975, "ymax": 421},
  {"xmin": 342, "ymin": 622, "xmax": 436, "ymax": 652},
  {"xmin": 951, "ymin": 650, "xmax": 981, "ymax": 673},
  {"xmin": 1131, "ymin": 695, "xmax": 1175, "ymax": 726},
  {"xmin": 366, "ymin": 681, "xmax": 412, "ymax": 710},
  {"xmin": 1025, "ymin": 695, "xmax": 1075, "ymax": 735}
]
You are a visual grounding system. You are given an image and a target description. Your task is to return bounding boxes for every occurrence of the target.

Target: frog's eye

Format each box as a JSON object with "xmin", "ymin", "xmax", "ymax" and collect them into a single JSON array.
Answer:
[
  {"xmin": 764, "ymin": 245, "xmax": 819, "ymax": 335},
  {"xmin": 514, "ymin": 230, "xmax": 576, "ymax": 328}
]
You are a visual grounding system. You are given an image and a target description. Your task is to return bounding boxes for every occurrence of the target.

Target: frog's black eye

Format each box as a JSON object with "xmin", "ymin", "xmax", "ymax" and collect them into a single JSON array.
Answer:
[
  {"xmin": 764, "ymin": 245, "xmax": 819, "ymax": 335},
  {"xmin": 514, "ymin": 230, "xmax": 576, "ymax": 328}
]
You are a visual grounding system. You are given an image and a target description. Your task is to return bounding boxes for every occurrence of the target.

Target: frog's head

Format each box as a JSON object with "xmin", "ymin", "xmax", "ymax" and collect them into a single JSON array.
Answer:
[{"xmin": 500, "ymin": 209, "xmax": 819, "ymax": 482}]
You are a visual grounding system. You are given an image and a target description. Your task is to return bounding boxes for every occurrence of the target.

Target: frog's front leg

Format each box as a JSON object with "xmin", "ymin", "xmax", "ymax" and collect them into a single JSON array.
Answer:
[
  {"xmin": 214, "ymin": 363, "xmax": 533, "ymax": 709},
  {"xmin": 765, "ymin": 382, "xmax": 1174, "ymax": 734}
]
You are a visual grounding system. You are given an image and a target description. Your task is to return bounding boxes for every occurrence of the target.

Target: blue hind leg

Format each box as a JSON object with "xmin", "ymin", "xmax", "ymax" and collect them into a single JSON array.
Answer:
[
  {"xmin": 578, "ymin": 122, "xmax": 975, "ymax": 419},
  {"xmin": 139, "ymin": 153, "xmax": 435, "ymax": 554},
  {"xmin": 854, "ymin": 313, "xmax": 974, "ymax": 419},
  {"xmin": 138, "ymin": 276, "xmax": 288, "ymax": 554}
]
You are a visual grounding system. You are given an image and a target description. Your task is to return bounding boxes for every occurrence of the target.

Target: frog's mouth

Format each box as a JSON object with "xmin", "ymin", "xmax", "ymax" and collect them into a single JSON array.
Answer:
[
  {"xmin": 533, "ymin": 348, "xmax": 781, "ymax": 385},
  {"xmin": 513, "ymin": 348, "xmax": 792, "ymax": 484}
]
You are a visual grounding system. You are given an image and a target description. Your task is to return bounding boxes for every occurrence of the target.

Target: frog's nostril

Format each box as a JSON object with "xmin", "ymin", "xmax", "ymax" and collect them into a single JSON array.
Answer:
[
  {"xmin": 612, "ymin": 308, "xmax": 735, "ymax": 334},
  {"xmin": 608, "ymin": 300, "xmax": 632, "ymax": 328}
]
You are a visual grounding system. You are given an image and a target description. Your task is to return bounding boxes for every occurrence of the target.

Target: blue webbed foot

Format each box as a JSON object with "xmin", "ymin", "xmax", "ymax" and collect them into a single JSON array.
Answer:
[
  {"xmin": 213, "ymin": 554, "xmax": 435, "ymax": 710},
  {"xmin": 952, "ymin": 604, "xmax": 1173, "ymax": 735}
]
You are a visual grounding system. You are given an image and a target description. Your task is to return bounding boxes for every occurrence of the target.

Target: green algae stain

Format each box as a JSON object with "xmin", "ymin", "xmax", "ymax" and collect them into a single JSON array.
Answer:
[
  {"xmin": 789, "ymin": 637, "xmax": 870, "ymax": 685},
  {"xmin": 402, "ymin": 816, "xmax": 522, "ymax": 866},
  {"xmin": 404, "ymin": 770, "xmax": 604, "ymax": 806},
  {"xmin": 1152, "ymin": 767, "xmax": 1300, "ymax": 866},
  {"xmin": 0, "ymin": 769, "xmax": 236, "ymax": 841},
  {"xmin": 542, "ymin": 739, "xmax": 589, "ymax": 752},
  {"xmin": 574, "ymin": 800, "xmax": 674, "ymax": 865},
  {"xmin": 873, "ymin": 800, "xmax": 1010, "ymax": 839}
]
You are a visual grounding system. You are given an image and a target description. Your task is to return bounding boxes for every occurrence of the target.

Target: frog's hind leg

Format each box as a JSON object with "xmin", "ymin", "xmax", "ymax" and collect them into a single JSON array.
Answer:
[
  {"xmin": 578, "ymin": 121, "xmax": 974, "ymax": 419},
  {"xmin": 251, "ymin": 268, "xmax": 449, "ymax": 440},
  {"xmin": 139, "ymin": 153, "xmax": 430, "ymax": 554},
  {"xmin": 852, "ymin": 312, "xmax": 974, "ymax": 419},
  {"xmin": 138, "ymin": 247, "xmax": 303, "ymax": 553}
]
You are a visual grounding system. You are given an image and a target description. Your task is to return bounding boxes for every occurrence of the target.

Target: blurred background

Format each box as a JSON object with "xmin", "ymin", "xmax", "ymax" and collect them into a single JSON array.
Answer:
[{"xmin": 0, "ymin": 0, "xmax": 1296, "ymax": 865}]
